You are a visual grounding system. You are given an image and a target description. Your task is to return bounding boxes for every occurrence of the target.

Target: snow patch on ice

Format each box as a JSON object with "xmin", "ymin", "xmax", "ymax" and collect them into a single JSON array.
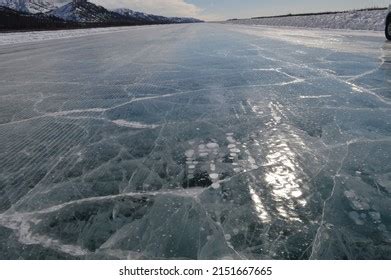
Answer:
[{"xmin": 112, "ymin": 119, "xmax": 159, "ymax": 129}]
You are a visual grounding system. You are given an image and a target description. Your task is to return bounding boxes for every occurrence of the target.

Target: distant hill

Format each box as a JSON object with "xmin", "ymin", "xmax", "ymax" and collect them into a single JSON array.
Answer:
[{"xmin": 115, "ymin": 8, "xmax": 202, "ymax": 25}]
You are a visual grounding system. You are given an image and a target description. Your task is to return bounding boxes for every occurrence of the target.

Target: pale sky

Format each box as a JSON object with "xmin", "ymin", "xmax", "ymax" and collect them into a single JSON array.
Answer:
[{"xmin": 90, "ymin": 0, "xmax": 391, "ymax": 20}]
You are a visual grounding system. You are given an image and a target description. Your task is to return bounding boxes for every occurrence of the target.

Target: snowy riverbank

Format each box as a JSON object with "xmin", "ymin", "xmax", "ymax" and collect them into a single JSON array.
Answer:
[
  {"xmin": 0, "ymin": 25, "xmax": 154, "ymax": 46},
  {"xmin": 227, "ymin": 9, "xmax": 388, "ymax": 31}
]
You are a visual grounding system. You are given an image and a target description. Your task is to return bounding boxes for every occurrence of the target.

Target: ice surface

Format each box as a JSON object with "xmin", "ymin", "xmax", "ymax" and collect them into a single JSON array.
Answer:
[{"xmin": 0, "ymin": 24, "xmax": 390, "ymax": 259}]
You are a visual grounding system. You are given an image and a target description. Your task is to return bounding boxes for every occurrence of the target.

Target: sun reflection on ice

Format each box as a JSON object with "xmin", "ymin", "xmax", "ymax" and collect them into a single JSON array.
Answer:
[
  {"xmin": 248, "ymin": 183, "xmax": 271, "ymax": 223},
  {"xmin": 251, "ymin": 101, "xmax": 309, "ymax": 222}
]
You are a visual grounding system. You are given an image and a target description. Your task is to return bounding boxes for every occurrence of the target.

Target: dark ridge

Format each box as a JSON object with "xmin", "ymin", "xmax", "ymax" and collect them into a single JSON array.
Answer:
[{"xmin": 0, "ymin": 6, "xmax": 80, "ymax": 31}]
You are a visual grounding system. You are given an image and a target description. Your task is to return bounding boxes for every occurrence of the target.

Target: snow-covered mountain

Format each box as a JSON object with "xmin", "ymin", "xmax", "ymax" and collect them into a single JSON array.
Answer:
[
  {"xmin": 115, "ymin": 8, "xmax": 169, "ymax": 24},
  {"xmin": 48, "ymin": 1, "xmax": 202, "ymax": 24},
  {"xmin": 0, "ymin": 0, "xmax": 203, "ymax": 24},
  {"xmin": 0, "ymin": 0, "xmax": 60, "ymax": 13},
  {"xmin": 115, "ymin": 8, "xmax": 202, "ymax": 24},
  {"xmin": 0, "ymin": 0, "xmax": 203, "ymax": 29},
  {"xmin": 169, "ymin": 16, "xmax": 203, "ymax": 24},
  {"xmin": 48, "ymin": 0, "xmax": 129, "ymax": 23}
]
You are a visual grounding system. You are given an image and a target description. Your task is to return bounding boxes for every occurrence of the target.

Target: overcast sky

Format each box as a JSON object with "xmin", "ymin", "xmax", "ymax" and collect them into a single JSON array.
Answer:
[{"xmin": 90, "ymin": 0, "xmax": 390, "ymax": 20}]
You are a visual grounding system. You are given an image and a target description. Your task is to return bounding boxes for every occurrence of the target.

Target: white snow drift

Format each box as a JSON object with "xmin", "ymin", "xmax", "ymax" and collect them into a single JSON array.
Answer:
[{"xmin": 0, "ymin": 25, "xmax": 153, "ymax": 46}]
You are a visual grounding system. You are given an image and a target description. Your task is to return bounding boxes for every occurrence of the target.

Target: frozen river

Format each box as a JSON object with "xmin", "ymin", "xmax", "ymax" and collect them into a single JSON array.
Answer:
[{"xmin": 0, "ymin": 24, "xmax": 390, "ymax": 259}]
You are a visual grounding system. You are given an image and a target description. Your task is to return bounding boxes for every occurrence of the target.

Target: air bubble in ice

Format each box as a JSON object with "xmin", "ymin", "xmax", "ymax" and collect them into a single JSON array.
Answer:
[
  {"xmin": 185, "ymin": 149, "xmax": 195, "ymax": 158},
  {"xmin": 207, "ymin": 143, "xmax": 219, "ymax": 149},
  {"xmin": 349, "ymin": 211, "xmax": 365, "ymax": 225}
]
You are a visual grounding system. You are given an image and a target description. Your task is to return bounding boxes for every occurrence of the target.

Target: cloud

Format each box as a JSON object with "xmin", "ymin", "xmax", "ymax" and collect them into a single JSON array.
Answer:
[{"xmin": 90, "ymin": 0, "xmax": 203, "ymax": 18}]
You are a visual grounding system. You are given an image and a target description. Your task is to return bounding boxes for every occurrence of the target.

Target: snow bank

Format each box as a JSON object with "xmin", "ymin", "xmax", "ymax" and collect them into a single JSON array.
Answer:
[
  {"xmin": 228, "ymin": 9, "xmax": 388, "ymax": 31},
  {"xmin": 0, "ymin": 26, "xmax": 151, "ymax": 46}
]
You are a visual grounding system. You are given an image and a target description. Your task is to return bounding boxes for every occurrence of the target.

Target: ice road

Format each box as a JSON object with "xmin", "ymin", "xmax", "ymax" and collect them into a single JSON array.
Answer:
[{"xmin": 0, "ymin": 24, "xmax": 390, "ymax": 260}]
